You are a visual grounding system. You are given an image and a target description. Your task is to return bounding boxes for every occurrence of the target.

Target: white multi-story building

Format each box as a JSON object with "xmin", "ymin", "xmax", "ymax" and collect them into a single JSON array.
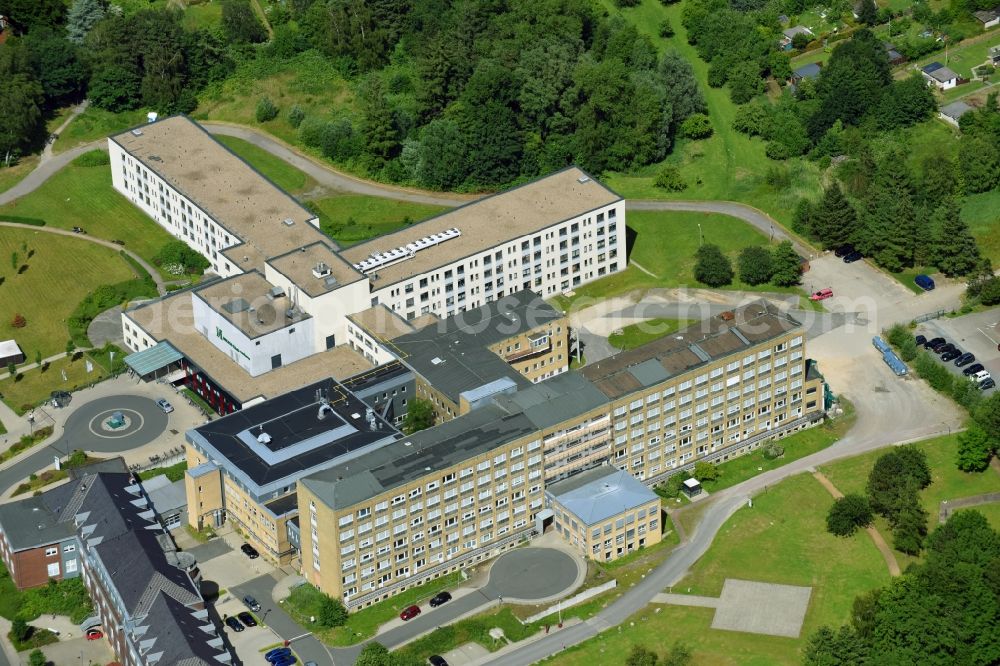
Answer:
[{"xmin": 110, "ymin": 116, "xmax": 625, "ymax": 409}]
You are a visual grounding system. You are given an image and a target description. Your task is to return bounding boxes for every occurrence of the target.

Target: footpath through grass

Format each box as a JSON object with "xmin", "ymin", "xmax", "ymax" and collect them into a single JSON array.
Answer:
[
  {"xmin": 0, "ymin": 228, "xmax": 135, "ymax": 357},
  {"xmin": 0, "ymin": 156, "xmax": 39, "ymax": 195},
  {"xmin": 548, "ymin": 472, "xmax": 891, "ymax": 666}
]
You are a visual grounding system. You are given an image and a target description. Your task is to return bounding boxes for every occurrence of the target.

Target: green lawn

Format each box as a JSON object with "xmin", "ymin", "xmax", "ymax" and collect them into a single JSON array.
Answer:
[
  {"xmin": 819, "ymin": 433, "xmax": 1000, "ymax": 519},
  {"xmin": 956, "ymin": 501, "xmax": 1000, "ymax": 531},
  {"xmin": 0, "ymin": 156, "xmax": 39, "ymax": 195},
  {"xmin": 607, "ymin": 318, "xmax": 694, "ymax": 351},
  {"xmin": 307, "ymin": 195, "xmax": 448, "ymax": 247},
  {"xmin": 214, "ymin": 134, "xmax": 318, "ymax": 195},
  {"xmin": 0, "ymin": 355, "xmax": 110, "ymax": 414},
  {"xmin": 285, "ymin": 573, "xmax": 462, "ymax": 646},
  {"xmin": 0, "ymin": 157, "xmax": 176, "ymax": 275},
  {"xmin": 598, "ymin": 0, "xmax": 823, "ymax": 232},
  {"xmin": 52, "ymin": 107, "xmax": 149, "ymax": 154},
  {"xmin": 394, "ymin": 608, "xmax": 537, "ymax": 663},
  {"xmin": 181, "ymin": 0, "xmax": 222, "ymax": 30},
  {"xmin": 911, "ymin": 33, "xmax": 1000, "ymax": 80},
  {"xmin": 961, "ymin": 189, "xmax": 1000, "ymax": 265},
  {"xmin": 0, "ymin": 228, "xmax": 135, "ymax": 357},
  {"xmin": 553, "ymin": 211, "xmax": 806, "ymax": 309},
  {"xmin": 549, "ymin": 473, "xmax": 891, "ymax": 666}
]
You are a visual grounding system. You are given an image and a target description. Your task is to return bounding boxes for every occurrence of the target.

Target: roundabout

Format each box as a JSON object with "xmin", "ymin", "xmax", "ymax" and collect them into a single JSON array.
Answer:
[
  {"xmin": 56, "ymin": 395, "xmax": 168, "ymax": 453},
  {"xmin": 485, "ymin": 547, "xmax": 581, "ymax": 602}
]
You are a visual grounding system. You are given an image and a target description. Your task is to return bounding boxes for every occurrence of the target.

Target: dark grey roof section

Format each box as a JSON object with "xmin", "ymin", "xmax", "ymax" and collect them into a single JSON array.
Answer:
[
  {"xmin": 302, "ymin": 403, "xmax": 538, "ymax": 510},
  {"xmin": 265, "ymin": 492, "xmax": 298, "ymax": 517},
  {"xmin": 68, "ymin": 457, "xmax": 129, "ymax": 479},
  {"xmin": 390, "ymin": 290, "xmax": 563, "ymax": 404},
  {"xmin": 492, "ymin": 372, "xmax": 607, "ymax": 430},
  {"xmin": 93, "ymin": 528, "xmax": 201, "ymax": 618},
  {"xmin": 628, "ymin": 359, "xmax": 671, "ymax": 387},
  {"xmin": 188, "ymin": 376, "xmax": 401, "ymax": 495},
  {"xmin": 138, "ymin": 592, "xmax": 229, "ymax": 666},
  {"xmin": 0, "ymin": 495, "xmax": 75, "ymax": 551}
]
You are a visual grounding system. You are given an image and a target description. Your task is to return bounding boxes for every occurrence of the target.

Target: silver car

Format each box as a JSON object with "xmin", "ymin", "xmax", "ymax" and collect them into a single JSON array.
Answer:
[{"xmin": 156, "ymin": 398, "xmax": 174, "ymax": 413}]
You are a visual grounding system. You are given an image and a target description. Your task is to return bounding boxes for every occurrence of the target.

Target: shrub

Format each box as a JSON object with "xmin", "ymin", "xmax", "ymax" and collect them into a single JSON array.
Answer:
[
  {"xmin": 65, "ymin": 450, "xmax": 87, "ymax": 469},
  {"xmin": 11, "ymin": 619, "xmax": 29, "ymax": 642},
  {"xmin": 826, "ymin": 494, "xmax": 874, "ymax": 537},
  {"xmin": 766, "ymin": 141, "xmax": 791, "ymax": 160},
  {"xmin": 694, "ymin": 244, "xmax": 733, "ymax": 287},
  {"xmin": 679, "ymin": 113, "xmax": 713, "ymax": 139},
  {"xmin": 654, "ymin": 165, "xmax": 687, "ymax": 191},
  {"xmin": 288, "ymin": 105, "xmax": 305, "ymax": 129},
  {"xmin": 71, "ymin": 150, "xmax": 110, "ymax": 167},
  {"xmin": 693, "ymin": 461, "xmax": 719, "ymax": 483},
  {"xmin": 28, "ymin": 650, "xmax": 45, "ymax": 666},
  {"xmin": 913, "ymin": 352, "xmax": 954, "ymax": 394},
  {"xmin": 658, "ymin": 19, "xmax": 674, "ymax": 38},
  {"xmin": 614, "ymin": 0, "xmax": 641, "ymax": 6},
  {"xmin": 11, "ymin": 313, "xmax": 26, "ymax": 328},
  {"xmin": 762, "ymin": 442, "xmax": 785, "ymax": 459},
  {"xmin": 153, "ymin": 240, "xmax": 210, "ymax": 274},
  {"xmin": 255, "ymin": 97, "xmax": 278, "ymax": 122},
  {"xmin": 318, "ymin": 595, "xmax": 348, "ymax": 627},
  {"xmin": 791, "ymin": 32, "xmax": 811, "ymax": 50},
  {"xmin": 738, "ymin": 246, "xmax": 773, "ymax": 285}
]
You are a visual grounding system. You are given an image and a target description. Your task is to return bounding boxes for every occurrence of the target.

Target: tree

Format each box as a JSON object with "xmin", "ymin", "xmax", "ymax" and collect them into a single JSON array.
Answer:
[
  {"xmin": 0, "ymin": 67, "xmax": 44, "ymax": 163},
  {"xmin": 654, "ymin": 165, "xmax": 686, "ymax": 191},
  {"xmin": 414, "ymin": 119, "xmax": 467, "ymax": 190},
  {"xmin": 256, "ymin": 97, "xmax": 278, "ymax": 122},
  {"xmin": 0, "ymin": 0, "xmax": 67, "ymax": 33},
  {"xmin": 732, "ymin": 102, "xmax": 770, "ymax": 136},
  {"xmin": 858, "ymin": 0, "xmax": 878, "ymax": 25},
  {"xmin": 679, "ymin": 113, "xmax": 713, "ymax": 139},
  {"xmin": 727, "ymin": 61, "xmax": 765, "ymax": 104},
  {"xmin": 288, "ymin": 105, "xmax": 305, "ymax": 129},
  {"xmin": 866, "ymin": 446, "xmax": 930, "ymax": 521},
  {"xmin": 154, "ymin": 240, "xmax": 210, "ymax": 273},
  {"xmin": 24, "ymin": 31, "xmax": 89, "ymax": 106},
  {"xmin": 626, "ymin": 646, "xmax": 659, "ymax": 666},
  {"xmin": 931, "ymin": 199, "xmax": 980, "ymax": 277},
  {"xmin": 65, "ymin": 340, "xmax": 75, "ymax": 357},
  {"xmin": 826, "ymin": 494, "xmax": 874, "ymax": 537},
  {"xmin": 222, "ymin": 0, "xmax": 268, "ymax": 44},
  {"xmin": 657, "ymin": 51, "xmax": 706, "ymax": 124},
  {"xmin": 6, "ymin": 361, "xmax": 14, "ymax": 377},
  {"xmin": 738, "ymin": 246, "xmax": 773, "ymax": 285},
  {"xmin": 973, "ymin": 392, "xmax": 1000, "ymax": 443},
  {"xmin": 956, "ymin": 424, "xmax": 995, "ymax": 472},
  {"xmin": 11, "ymin": 313, "xmax": 26, "ymax": 328},
  {"xmin": 358, "ymin": 75, "xmax": 399, "ymax": 164},
  {"xmin": 355, "ymin": 642, "xmax": 393, "ymax": 666},
  {"xmin": 770, "ymin": 241, "xmax": 801, "ymax": 286},
  {"xmin": 809, "ymin": 183, "xmax": 857, "ymax": 248},
  {"xmin": 65, "ymin": 0, "xmax": 105, "ymax": 44},
  {"xmin": 10, "ymin": 618, "xmax": 29, "ymax": 642},
  {"xmin": 958, "ymin": 134, "xmax": 1000, "ymax": 193},
  {"xmin": 693, "ymin": 461, "xmax": 719, "ymax": 482},
  {"xmin": 891, "ymin": 500, "xmax": 928, "ymax": 554},
  {"xmin": 877, "ymin": 74, "xmax": 935, "ymax": 131},
  {"xmin": 661, "ymin": 643, "xmax": 693, "ymax": 666},
  {"xmin": 658, "ymin": 19, "xmax": 674, "ymax": 38},
  {"xmin": 402, "ymin": 398, "xmax": 435, "ymax": 434},
  {"xmin": 317, "ymin": 594, "xmax": 348, "ymax": 627},
  {"xmin": 791, "ymin": 32, "xmax": 811, "ymax": 50},
  {"xmin": 809, "ymin": 29, "xmax": 891, "ymax": 137},
  {"xmin": 34, "ymin": 350, "xmax": 40, "ymax": 366},
  {"xmin": 804, "ymin": 625, "xmax": 870, "ymax": 665},
  {"xmin": 693, "ymin": 244, "xmax": 733, "ymax": 287},
  {"xmin": 28, "ymin": 649, "xmax": 45, "ymax": 666}
]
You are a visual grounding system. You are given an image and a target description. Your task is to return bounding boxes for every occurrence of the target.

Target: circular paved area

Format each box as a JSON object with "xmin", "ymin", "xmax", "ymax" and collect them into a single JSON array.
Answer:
[
  {"xmin": 57, "ymin": 395, "xmax": 168, "ymax": 452},
  {"xmin": 486, "ymin": 547, "xmax": 579, "ymax": 600}
]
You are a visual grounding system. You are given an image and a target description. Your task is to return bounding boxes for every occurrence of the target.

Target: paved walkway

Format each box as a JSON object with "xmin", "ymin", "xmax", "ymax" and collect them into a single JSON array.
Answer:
[
  {"xmin": 812, "ymin": 471, "xmax": 901, "ymax": 577},
  {"xmin": 0, "ymin": 221, "xmax": 166, "ymax": 295},
  {"xmin": 43, "ymin": 101, "xmax": 89, "ymax": 163},
  {"xmin": 650, "ymin": 592, "xmax": 719, "ymax": 607},
  {"xmin": 939, "ymin": 491, "xmax": 1000, "ymax": 523}
]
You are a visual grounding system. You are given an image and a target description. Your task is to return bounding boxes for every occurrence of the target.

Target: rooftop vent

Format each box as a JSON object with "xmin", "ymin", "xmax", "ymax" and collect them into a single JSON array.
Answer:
[
  {"xmin": 282, "ymin": 219, "xmax": 295, "ymax": 227},
  {"xmin": 267, "ymin": 286, "xmax": 286, "ymax": 300},
  {"xmin": 257, "ymin": 431, "xmax": 272, "ymax": 444},
  {"xmin": 577, "ymin": 175, "xmax": 590, "ymax": 183},
  {"xmin": 312, "ymin": 262, "xmax": 332, "ymax": 278},
  {"xmin": 430, "ymin": 357, "xmax": 444, "ymax": 365},
  {"xmin": 131, "ymin": 129, "xmax": 143, "ymax": 137},
  {"xmin": 324, "ymin": 276, "xmax": 339, "ymax": 289},
  {"xmin": 350, "ymin": 412, "xmax": 361, "ymax": 419}
]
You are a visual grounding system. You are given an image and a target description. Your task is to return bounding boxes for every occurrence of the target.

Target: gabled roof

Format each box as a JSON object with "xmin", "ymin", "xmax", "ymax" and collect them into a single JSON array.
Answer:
[
  {"xmin": 939, "ymin": 100, "xmax": 974, "ymax": 120},
  {"xmin": 783, "ymin": 25, "xmax": 813, "ymax": 39},
  {"xmin": 793, "ymin": 63, "xmax": 822, "ymax": 79},
  {"xmin": 136, "ymin": 592, "xmax": 230, "ymax": 666}
]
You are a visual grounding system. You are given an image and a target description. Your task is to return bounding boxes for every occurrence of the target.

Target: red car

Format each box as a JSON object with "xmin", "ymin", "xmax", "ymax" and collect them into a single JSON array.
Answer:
[
  {"xmin": 85, "ymin": 628, "xmax": 104, "ymax": 640},
  {"xmin": 809, "ymin": 288, "xmax": 833, "ymax": 301},
  {"xmin": 399, "ymin": 605, "xmax": 421, "ymax": 621}
]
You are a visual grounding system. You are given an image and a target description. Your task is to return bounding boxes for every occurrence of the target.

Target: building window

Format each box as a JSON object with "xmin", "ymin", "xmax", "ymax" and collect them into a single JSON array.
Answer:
[
  {"xmin": 44, "ymin": 547, "xmax": 57, "ymax": 557},
  {"xmin": 47, "ymin": 562, "xmax": 60, "ymax": 577}
]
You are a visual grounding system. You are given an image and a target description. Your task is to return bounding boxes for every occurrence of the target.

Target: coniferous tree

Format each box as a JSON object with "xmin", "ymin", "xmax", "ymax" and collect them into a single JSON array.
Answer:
[
  {"xmin": 931, "ymin": 199, "xmax": 980, "ymax": 277},
  {"xmin": 857, "ymin": 0, "xmax": 878, "ymax": 25},
  {"xmin": 65, "ymin": 0, "xmax": 105, "ymax": 44},
  {"xmin": 770, "ymin": 241, "xmax": 802, "ymax": 286},
  {"xmin": 693, "ymin": 244, "xmax": 734, "ymax": 287},
  {"xmin": 860, "ymin": 155, "xmax": 917, "ymax": 271},
  {"xmin": 810, "ymin": 182, "xmax": 857, "ymax": 248}
]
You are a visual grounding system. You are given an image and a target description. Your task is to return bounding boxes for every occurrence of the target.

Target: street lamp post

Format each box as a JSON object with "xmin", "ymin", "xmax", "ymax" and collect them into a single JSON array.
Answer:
[{"xmin": 697, "ymin": 223, "xmax": 704, "ymax": 247}]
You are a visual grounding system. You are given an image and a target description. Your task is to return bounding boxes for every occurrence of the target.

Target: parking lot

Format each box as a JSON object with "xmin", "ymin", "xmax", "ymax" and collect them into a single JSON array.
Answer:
[{"xmin": 917, "ymin": 308, "xmax": 1000, "ymax": 395}]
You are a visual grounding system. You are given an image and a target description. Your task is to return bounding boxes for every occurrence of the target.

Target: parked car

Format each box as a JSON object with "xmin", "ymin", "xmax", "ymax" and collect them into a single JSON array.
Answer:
[
  {"xmin": 85, "ymin": 628, "xmax": 103, "ymax": 640},
  {"xmin": 980, "ymin": 377, "xmax": 996, "ymax": 390},
  {"xmin": 924, "ymin": 336, "xmax": 945, "ymax": 349},
  {"xmin": 834, "ymin": 244, "xmax": 855, "ymax": 258},
  {"xmin": 224, "ymin": 616, "xmax": 244, "ymax": 632},
  {"xmin": 941, "ymin": 348, "xmax": 962, "ymax": 362},
  {"xmin": 843, "ymin": 250, "xmax": 863, "ymax": 263},
  {"xmin": 237, "ymin": 611, "xmax": 257, "ymax": 627},
  {"xmin": 243, "ymin": 594, "xmax": 261, "ymax": 612},
  {"xmin": 400, "ymin": 605, "xmax": 421, "ymax": 621},
  {"xmin": 809, "ymin": 288, "xmax": 834, "ymax": 301},
  {"xmin": 928, "ymin": 340, "xmax": 950, "ymax": 353},
  {"xmin": 429, "ymin": 591, "xmax": 452, "ymax": 607},
  {"xmin": 963, "ymin": 363, "xmax": 986, "ymax": 377},
  {"xmin": 914, "ymin": 274, "xmax": 935, "ymax": 291},
  {"xmin": 72, "ymin": 226, "xmax": 86, "ymax": 234},
  {"xmin": 429, "ymin": 656, "xmax": 450, "ymax": 666},
  {"xmin": 240, "ymin": 543, "xmax": 259, "ymax": 559},
  {"xmin": 264, "ymin": 647, "xmax": 291, "ymax": 661},
  {"xmin": 934, "ymin": 343, "xmax": 956, "ymax": 355},
  {"xmin": 955, "ymin": 352, "xmax": 976, "ymax": 367},
  {"xmin": 915, "ymin": 334, "xmax": 927, "ymax": 346},
  {"xmin": 156, "ymin": 398, "xmax": 173, "ymax": 413},
  {"xmin": 272, "ymin": 657, "xmax": 297, "ymax": 666},
  {"xmin": 973, "ymin": 370, "xmax": 992, "ymax": 384}
]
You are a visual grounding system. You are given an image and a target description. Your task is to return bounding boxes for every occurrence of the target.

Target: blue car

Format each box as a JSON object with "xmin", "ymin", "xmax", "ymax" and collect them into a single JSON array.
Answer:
[
  {"xmin": 265, "ymin": 647, "xmax": 291, "ymax": 662},
  {"xmin": 272, "ymin": 657, "xmax": 297, "ymax": 666},
  {"xmin": 914, "ymin": 274, "xmax": 935, "ymax": 291}
]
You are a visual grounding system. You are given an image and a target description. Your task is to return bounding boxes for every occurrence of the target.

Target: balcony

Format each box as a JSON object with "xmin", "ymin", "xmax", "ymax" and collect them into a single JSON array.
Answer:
[{"xmin": 504, "ymin": 340, "xmax": 551, "ymax": 363}]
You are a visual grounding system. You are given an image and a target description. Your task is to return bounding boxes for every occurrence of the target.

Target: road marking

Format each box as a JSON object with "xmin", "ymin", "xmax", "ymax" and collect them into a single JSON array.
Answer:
[
  {"xmin": 288, "ymin": 632, "xmax": 313, "ymax": 641},
  {"xmin": 977, "ymin": 327, "xmax": 998, "ymax": 346}
]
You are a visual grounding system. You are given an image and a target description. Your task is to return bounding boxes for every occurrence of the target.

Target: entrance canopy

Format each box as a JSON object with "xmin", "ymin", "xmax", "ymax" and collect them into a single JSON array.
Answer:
[{"xmin": 124, "ymin": 341, "xmax": 183, "ymax": 377}]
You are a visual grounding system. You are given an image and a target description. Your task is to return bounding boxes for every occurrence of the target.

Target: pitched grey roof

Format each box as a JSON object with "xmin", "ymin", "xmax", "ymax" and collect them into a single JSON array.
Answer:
[
  {"xmin": 793, "ymin": 63, "xmax": 822, "ymax": 79},
  {"xmin": 546, "ymin": 465, "xmax": 658, "ymax": 526},
  {"xmin": 0, "ymin": 495, "xmax": 75, "ymax": 551},
  {"xmin": 136, "ymin": 592, "xmax": 229, "ymax": 666},
  {"xmin": 939, "ymin": 100, "xmax": 974, "ymax": 120},
  {"xmin": 145, "ymin": 476, "xmax": 188, "ymax": 515}
]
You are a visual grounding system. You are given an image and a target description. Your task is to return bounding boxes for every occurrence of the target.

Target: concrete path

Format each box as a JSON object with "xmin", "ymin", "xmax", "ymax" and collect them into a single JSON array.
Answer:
[
  {"xmin": 87, "ymin": 305, "xmax": 126, "ymax": 348},
  {"xmin": 43, "ymin": 101, "xmax": 89, "ymax": 163},
  {"xmin": 0, "ymin": 221, "xmax": 166, "ymax": 295},
  {"xmin": 0, "ymin": 140, "xmax": 104, "ymax": 207},
  {"xmin": 939, "ymin": 491, "xmax": 1000, "ymax": 523},
  {"xmin": 0, "ymin": 350, "xmax": 89, "ymax": 381},
  {"xmin": 812, "ymin": 471, "xmax": 901, "ymax": 577},
  {"xmin": 650, "ymin": 592, "xmax": 719, "ymax": 608}
]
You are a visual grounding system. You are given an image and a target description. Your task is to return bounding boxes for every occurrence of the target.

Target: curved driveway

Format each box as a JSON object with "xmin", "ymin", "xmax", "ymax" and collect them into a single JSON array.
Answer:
[{"xmin": 0, "ymin": 221, "xmax": 166, "ymax": 295}]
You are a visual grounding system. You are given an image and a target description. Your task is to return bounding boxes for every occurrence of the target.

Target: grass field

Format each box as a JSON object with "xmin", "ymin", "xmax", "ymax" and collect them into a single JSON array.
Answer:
[
  {"xmin": 553, "ymin": 211, "xmax": 806, "ymax": 308},
  {"xmin": 961, "ymin": 190, "xmax": 1000, "ymax": 265},
  {"xmin": 0, "ymin": 355, "xmax": 109, "ymax": 414},
  {"xmin": 0, "ymin": 156, "xmax": 39, "ymax": 195},
  {"xmin": 308, "ymin": 195, "xmax": 448, "ymax": 246},
  {"xmin": 0, "ymin": 157, "xmax": 176, "ymax": 275},
  {"xmin": 598, "ymin": 0, "xmax": 823, "ymax": 232},
  {"xmin": 52, "ymin": 107, "xmax": 148, "ymax": 154},
  {"xmin": 548, "ymin": 473, "xmax": 891, "ymax": 666},
  {"xmin": 214, "ymin": 134, "xmax": 319, "ymax": 195},
  {"xmin": 0, "ymin": 228, "xmax": 135, "ymax": 357},
  {"xmin": 607, "ymin": 318, "xmax": 694, "ymax": 351}
]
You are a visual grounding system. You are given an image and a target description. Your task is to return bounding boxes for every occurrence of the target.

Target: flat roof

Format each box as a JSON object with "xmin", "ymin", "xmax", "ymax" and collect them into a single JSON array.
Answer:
[
  {"xmin": 386, "ymin": 290, "xmax": 564, "ymax": 404},
  {"xmin": 348, "ymin": 305, "xmax": 417, "ymax": 342},
  {"xmin": 188, "ymin": 377, "xmax": 400, "ymax": 492},
  {"xmin": 0, "ymin": 340, "xmax": 22, "ymax": 357},
  {"xmin": 302, "ymin": 402, "xmax": 539, "ymax": 511},
  {"xmin": 341, "ymin": 167, "xmax": 620, "ymax": 287},
  {"xmin": 581, "ymin": 301, "xmax": 800, "ymax": 400},
  {"xmin": 268, "ymin": 242, "xmax": 365, "ymax": 297},
  {"xmin": 546, "ymin": 465, "xmax": 658, "ymax": 526},
  {"xmin": 126, "ymin": 290, "xmax": 371, "ymax": 403},
  {"xmin": 111, "ymin": 116, "xmax": 327, "ymax": 273},
  {"xmin": 195, "ymin": 271, "xmax": 308, "ymax": 338}
]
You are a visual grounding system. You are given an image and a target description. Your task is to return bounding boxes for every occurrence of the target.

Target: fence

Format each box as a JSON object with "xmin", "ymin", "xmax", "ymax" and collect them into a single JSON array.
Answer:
[
  {"xmin": 523, "ymin": 579, "xmax": 618, "ymax": 624},
  {"xmin": 914, "ymin": 309, "xmax": 946, "ymax": 324},
  {"xmin": 128, "ymin": 446, "xmax": 185, "ymax": 473}
]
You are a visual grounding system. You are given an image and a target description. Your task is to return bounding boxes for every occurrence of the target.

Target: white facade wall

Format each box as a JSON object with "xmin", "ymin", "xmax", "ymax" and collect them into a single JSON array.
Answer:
[
  {"xmin": 345, "ymin": 323, "xmax": 398, "ymax": 366},
  {"xmin": 262, "ymin": 264, "xmax": 371, "ymax": 352},
  {"xmin": 370, "ymin": 204, "xmax": 625, "ymax": 320},
  {"xmin": 190, "ymin": 294, "xmax": 315, "ymax": 376},
  {"xmin": 121, "ymin": 313, "xmax": 158, "ymax": 353}
]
